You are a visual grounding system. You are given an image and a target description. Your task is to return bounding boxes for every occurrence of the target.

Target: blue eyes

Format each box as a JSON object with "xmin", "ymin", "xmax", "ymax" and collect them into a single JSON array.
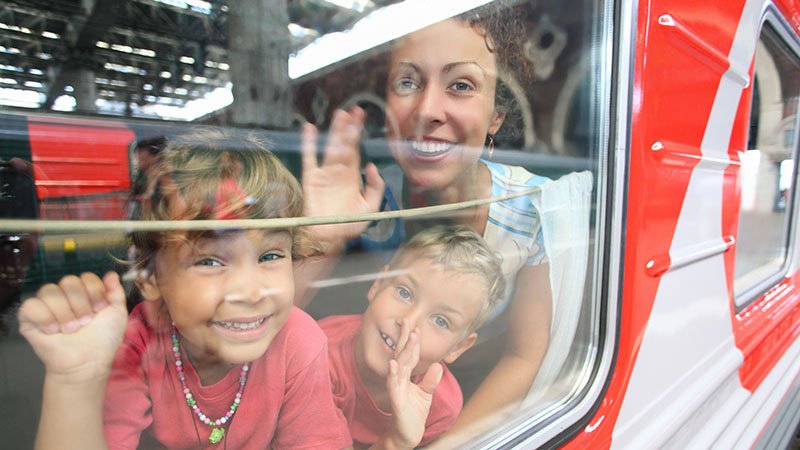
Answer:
[
  {"xmin": 451, "ymin": 81, "xmax": 473, "ymax": 92},
  {"xmin": 194, "ymin": 252, "xmax": 283, "ymax": 267},
  {"xmin": 392, "ymin": 79, "xmax": 474, "ymax": 94},
  {"xmin": 394, "ymin": 78, "xmax": 419, "ymax": 93},
  {"xmin": 393, "ymin": 286, "xmax": 451, "ymax": 329},
  {"xmin": 259, "ymin": 252, "xmax": 284, "ymax": 263},
  {"xmin": 396, "ymin": 286, "xmax": 412, "ymax": 300},
  {"xmin": 195, "ymin": 258, "xmax": 223, "ymax": 267}
]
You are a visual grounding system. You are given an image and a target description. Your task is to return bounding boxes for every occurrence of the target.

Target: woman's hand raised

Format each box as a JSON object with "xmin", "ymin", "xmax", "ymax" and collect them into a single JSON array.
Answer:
[{"xmin": 301, "ymin": 107, "xmax": 385, "ymax": 254}]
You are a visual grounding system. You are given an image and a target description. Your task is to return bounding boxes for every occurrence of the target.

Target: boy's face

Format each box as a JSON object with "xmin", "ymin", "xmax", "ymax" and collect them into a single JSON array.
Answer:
[
  {"xmin": 356, "ymin": 254, "xmax": 484, "ymax": 381},
  {"xmin": 138, "ymin": 229, "xmax": 294, "ymax": 370}
]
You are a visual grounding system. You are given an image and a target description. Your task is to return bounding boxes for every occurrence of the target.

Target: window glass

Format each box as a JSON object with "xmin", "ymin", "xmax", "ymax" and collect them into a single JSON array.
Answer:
[
  {"xmin": 735, "ymin": 23, "xmax": 800, "ymax": 300},
  {"xmin": 0, "ymin": 0, "xmax": 607, "ymax": 447}
]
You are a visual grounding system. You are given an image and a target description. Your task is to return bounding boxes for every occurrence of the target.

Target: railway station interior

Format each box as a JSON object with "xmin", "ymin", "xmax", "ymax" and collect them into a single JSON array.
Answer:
[{"xmin": 0, "ymin": 0, "xmax": 798, "ymax": 448}]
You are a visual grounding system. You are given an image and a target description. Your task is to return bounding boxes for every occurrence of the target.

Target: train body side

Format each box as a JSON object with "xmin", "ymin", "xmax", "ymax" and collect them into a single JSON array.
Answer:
[{"xmin": 562, "ymin": 0, "xmax": 800, "ymax": 448}]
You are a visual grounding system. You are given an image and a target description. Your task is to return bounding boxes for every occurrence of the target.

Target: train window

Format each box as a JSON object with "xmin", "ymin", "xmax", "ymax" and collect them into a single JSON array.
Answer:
[
  {"xmin": 0, "ymin": 0, "xmax": 611, "ymax": 448},
  {"xmin": 735, "ymin": 21, "xmax": 800, "ymax": 303}
]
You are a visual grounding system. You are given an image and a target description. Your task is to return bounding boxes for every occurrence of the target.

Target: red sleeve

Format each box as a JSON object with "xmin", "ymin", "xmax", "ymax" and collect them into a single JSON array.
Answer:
[
  {"xmin": 102, "ymin": 306, "xmax": 153, "ymax": 450},
  {"xmin": 273, "ymin": 311, "xmax": 352, "ymax": 449}
]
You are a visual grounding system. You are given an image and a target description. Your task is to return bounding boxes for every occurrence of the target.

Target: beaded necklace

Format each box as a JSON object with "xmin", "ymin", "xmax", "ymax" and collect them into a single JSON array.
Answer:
[{"xmin": 171, "ymin": 328, "xmax": 250, "ymax": 444}]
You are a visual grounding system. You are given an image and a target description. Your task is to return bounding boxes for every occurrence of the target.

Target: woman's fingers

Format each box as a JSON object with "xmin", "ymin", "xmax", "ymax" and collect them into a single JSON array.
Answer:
[
  {"xmin": 301, "ymin": 123, "xmax": 320, "ymax": 174},
  {"xmin": 323, "ymin": 108, "xmax": 364, "ymax": 167},
  {"xmin": 363, "ymin": 162, "xmax": 386, "ymax": 211}
]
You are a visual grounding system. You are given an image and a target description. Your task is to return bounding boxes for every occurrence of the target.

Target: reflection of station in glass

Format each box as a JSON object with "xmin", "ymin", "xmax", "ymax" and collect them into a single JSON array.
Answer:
[
  {"xmin": 523, "ymin": 15, "xmax": 567, "ymax": 81},
  {"xmin": 0, "ymin": 158, "xmax": 38, "ymax": 316}
]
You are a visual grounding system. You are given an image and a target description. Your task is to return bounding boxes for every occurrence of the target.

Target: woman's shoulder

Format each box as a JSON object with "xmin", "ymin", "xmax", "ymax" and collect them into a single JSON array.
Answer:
[{"xmin": 483, "ymin": 160, "xmax": 551, "ymax": 190}]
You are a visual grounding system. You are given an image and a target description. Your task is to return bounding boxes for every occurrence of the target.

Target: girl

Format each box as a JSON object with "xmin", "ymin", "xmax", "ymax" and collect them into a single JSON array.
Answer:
[
  {"xmin": 300, "ymin": 4, "xmax": 552, "ymax": 441},
  {"xmin": 18, "ymin": 130, "xmax": 351, "ymax": 449}
]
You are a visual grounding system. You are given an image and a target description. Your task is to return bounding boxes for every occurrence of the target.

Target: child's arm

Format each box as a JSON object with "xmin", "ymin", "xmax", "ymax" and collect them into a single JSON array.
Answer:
[
  {"xmin": 371, "ymin": 320, "xmax": 443, "ymax": 450},
  {"xmin": 18, "ymin": 272, "xmax": 129, "ymax": 450}
]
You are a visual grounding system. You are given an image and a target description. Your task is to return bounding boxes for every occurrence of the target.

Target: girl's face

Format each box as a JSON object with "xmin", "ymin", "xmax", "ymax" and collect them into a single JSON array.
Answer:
[
  {"xmin": 140, "ymin": 229, "xmax": 294, "ymax": 370},
  {"xmin": 385, "ymin": 19, "xmax": 505, "ymax": 190}
]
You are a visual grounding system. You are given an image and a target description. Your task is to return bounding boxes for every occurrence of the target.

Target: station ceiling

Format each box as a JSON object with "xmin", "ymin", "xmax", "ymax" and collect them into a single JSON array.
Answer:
[{"xmin": 0, "ymin": 0, "xmax": 392, "ymax": 118}]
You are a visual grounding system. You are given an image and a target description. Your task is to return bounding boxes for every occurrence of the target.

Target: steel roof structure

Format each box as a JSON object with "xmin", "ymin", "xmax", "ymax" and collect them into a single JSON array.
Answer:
[{"xmin": 0, "ymin": 0, "xmax": 385, "ymax": 118}]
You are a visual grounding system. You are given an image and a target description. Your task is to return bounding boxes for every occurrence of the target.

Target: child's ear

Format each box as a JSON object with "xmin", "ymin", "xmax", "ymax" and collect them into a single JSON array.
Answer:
[
  {"xmin": 443, "ymin": 332, "xmax": 477, "ymax": 364},
  {"xmin": 366, "ymin": 265, "xmax": 390, "ymax": 303},
  {"xmin": 134, "ymin": 270, "xmax": 161, "ymax": 302}
]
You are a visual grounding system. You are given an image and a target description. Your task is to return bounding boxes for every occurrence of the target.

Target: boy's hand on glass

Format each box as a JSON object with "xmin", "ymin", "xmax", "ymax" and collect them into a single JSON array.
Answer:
[
  {"xmin": 18, "ymin": 271, "xmax": 128, "ymax": 384},
  {"xmin": 301, "ymin": 107, "xmax": 385, "ymax": 253},
  {"xmin": 385, "ymin": 320, "xmax": 443, "ymax": 450}
]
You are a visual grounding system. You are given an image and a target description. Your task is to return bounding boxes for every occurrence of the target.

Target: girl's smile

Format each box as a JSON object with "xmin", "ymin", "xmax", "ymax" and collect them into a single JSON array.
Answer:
[
  {"xmin": 139, "ymin": 229, "xmax": 295, "ymax": 379},
  {"xmin": 211, "ymin": 314, "xmax": 271, "ymax": 341}
]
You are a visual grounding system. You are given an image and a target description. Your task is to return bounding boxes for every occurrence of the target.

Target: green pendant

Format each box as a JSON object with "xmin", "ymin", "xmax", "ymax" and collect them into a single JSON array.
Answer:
[{"xmin": 209, "ymin": 427, "xmax": 225, "ymax": 444}]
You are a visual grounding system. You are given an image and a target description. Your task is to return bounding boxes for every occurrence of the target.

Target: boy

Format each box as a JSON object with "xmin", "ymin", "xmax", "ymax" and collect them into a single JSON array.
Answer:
[{"xmin": 319, "ymin": 225, "xmax": 506, "ymax": 449}]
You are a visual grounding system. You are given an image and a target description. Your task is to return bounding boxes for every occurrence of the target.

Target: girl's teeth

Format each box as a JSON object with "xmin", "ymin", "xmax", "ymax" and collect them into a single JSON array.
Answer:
[{"xmin": 218, "ymin": 318, "xmax": 265, "ymax": 330}]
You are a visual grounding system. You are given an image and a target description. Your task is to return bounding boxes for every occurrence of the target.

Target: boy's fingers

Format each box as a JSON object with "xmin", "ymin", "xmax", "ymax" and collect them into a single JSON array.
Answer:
[
  {"xmin": 300, "ymin": 123, "xmax": 319, "ymax": 174},
  {"xmin": 38, "ymin": 281, "xmax": 79, "ymax": 333},
  {"xmin": 408, "ymin": 330, "xmax": 420, "ymax": 368},
  {"xmin": 387, "ymin": 360, "xmax": 403, "ymax": 406},
  {"xmin": 396, "ymin": 330, "xmax": 418, "ymax": 369},
  {"xmin": 18, "ymin": 298, "xmax": 59, "ymax": 335},
  {"xmin": 395, "ymin": 331, "xmax": 418, "ymax": 383},
  {"xmin": 388, "ymin": 359, "xmax": 399, "ymax": 384},
  {"xmin": 417, "ymin": 362, "xmax": 444, "ymax": 395},
  {"xmin": 395, "ymin": 318, "xmax": 411, "ymax": 357},
  {"xmin": 102, "ymin": 272, "xmax": 127, "ymax": 309}
]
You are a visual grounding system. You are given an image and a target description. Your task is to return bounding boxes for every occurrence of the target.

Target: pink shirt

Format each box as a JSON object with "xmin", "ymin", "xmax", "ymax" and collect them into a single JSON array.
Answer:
[
  {"xmin": 104, "ymin": 304, "xmax": 351, "ymax": 449},
  {"xmin": 319, "ymin": 315, "xmax": 462, "ymax": 448}
]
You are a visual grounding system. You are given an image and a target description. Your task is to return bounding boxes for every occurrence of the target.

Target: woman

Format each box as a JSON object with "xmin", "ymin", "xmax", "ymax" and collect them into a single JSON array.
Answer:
[{"xmin": 300, "ymin": 4, "xmax": 552, "ymax": 441}]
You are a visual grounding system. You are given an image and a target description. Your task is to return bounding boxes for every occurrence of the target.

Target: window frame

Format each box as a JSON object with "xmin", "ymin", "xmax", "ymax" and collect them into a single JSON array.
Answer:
[
  {"xmin": 734, "ymin": 7, "xmax": 800, "ymax": 309},
  {"xmin": 455, "ymin": 0, "xmax": 630, "ymax": 446}
]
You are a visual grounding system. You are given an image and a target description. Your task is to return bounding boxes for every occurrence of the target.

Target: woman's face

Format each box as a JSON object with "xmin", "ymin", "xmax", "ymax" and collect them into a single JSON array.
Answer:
[{"xmin": 385, "ymin": 19, "xmax": 505, "ymax": 190}]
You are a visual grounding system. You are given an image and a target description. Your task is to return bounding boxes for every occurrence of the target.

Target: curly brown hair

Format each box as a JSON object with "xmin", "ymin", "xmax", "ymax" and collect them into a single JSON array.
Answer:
[
  {"xmin": 457, "ymin": 2, "xmax": 535, "ymax": 143},
  {"xmin": 130, "ymin": 129, "xmax": 317, "ymax": 274}
]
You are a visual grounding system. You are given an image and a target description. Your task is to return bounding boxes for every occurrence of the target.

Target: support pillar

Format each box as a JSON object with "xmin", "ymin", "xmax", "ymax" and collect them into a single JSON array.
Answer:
[
  {"xmin": 69, "ymin": 67, "xmax": 97, "ymax": 114},
  {"xmin": 228, "ymin": 0, "xmax": 293, "ymax": 129}
]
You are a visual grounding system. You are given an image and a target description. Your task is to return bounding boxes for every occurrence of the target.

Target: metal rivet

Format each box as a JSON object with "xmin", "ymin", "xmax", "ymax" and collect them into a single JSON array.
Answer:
[{"xmin": 658, "ymin": 14, "xmax": 676, "ymax": 26}]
